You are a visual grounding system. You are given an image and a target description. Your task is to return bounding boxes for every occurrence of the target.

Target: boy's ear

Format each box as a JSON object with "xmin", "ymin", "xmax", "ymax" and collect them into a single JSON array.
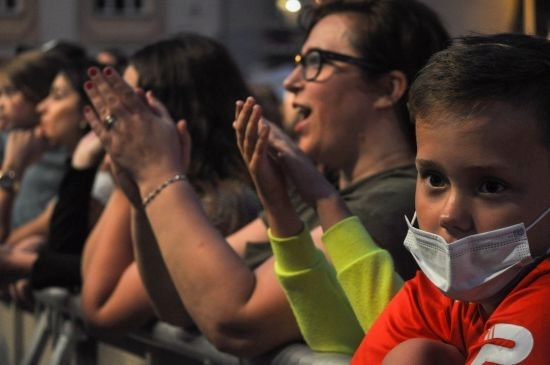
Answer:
[{"xmin": 373, "ymin": 70, "xmax": 408, "ymax": 110}]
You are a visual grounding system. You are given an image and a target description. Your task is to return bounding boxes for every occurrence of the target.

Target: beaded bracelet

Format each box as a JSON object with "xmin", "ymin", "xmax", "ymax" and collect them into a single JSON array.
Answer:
[{"xmin": 142, "ymin": 173, "xmax": 187, "ymax": 208}]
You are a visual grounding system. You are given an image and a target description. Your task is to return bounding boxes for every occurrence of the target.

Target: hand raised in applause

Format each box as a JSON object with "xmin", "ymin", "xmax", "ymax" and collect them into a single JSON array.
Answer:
[
  {"xmin": 265, "ymin": 108, "xmax": 337, "ymax": 210},
  {"xmin": 83, "ymin": 67, "xmax": 191, "ymax": 205},
  {"xmin": 234, "ymin": 97, "xmax": 289, "ymax": 208},
  {"xmin": 234, "ymin": 96, "xmax": 303, "ymax": 236}
]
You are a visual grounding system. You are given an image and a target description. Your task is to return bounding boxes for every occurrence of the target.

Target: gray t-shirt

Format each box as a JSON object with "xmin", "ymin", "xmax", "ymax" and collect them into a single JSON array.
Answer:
[
  {"xmin": 12, "ymin": 147, "xmax": 67, "ymax": 228},
  {"xmin": 251, "ymin": 165, "xmax": 418, "ymax": 280},
  {"xmin": 0, "ymin": 132, "xmax": 68, "ymax": 228}
]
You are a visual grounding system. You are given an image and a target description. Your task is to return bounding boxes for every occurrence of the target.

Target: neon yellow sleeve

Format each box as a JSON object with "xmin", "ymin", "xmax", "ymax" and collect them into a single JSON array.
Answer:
[
  {"xmin": 270, "ymin": 225, "xmax": 363, "ymax": 354},
  {"xmin": 269, "ymin": 216, "xmax": 403, "ymax": 354},
  {"xmin": 322, "ymin": 216, "xmax": 403, "ymax": 331}
]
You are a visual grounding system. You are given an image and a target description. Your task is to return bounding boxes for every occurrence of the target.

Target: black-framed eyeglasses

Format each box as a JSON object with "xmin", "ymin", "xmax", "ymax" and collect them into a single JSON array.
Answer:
[{"xmin": 294, "ymin": 48, "xmax": 380, "ymax": 81}]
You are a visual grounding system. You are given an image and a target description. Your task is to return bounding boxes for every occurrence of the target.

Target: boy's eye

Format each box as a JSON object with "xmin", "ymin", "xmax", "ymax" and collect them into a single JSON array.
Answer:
[
  {"xmin": 424, "ymin": 172, "xmax": 446, "ymax": 188},
  {"xmin": 478, "ymin": 180, "xmax": 505, "ymax": 194}
]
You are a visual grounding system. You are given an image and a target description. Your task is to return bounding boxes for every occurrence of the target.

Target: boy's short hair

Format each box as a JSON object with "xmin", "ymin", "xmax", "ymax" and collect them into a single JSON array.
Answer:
[{"xmin": 408, "ymin": 33, "xmax": 550, "ymax": 147}]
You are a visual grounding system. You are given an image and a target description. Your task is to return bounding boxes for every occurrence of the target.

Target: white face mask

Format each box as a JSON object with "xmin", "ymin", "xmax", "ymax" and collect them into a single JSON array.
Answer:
[{"xmin": 404, "ymin": 208, "xmax": 550, "ymax": 302}]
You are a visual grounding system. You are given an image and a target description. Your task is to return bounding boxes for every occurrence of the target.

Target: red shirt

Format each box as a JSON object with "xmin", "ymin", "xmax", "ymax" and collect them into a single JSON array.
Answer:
[{"xmin": 352, "ymin": 259, "xmax": 550, "ymax": 364}]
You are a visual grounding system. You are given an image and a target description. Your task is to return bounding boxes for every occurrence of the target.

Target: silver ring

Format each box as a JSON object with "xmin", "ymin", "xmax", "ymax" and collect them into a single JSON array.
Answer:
[{"xmin": 102, "ymin": 114, "xmax": 117, "ymax": 130}]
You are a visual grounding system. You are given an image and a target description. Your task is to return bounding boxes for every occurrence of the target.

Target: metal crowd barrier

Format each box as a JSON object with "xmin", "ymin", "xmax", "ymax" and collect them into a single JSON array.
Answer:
[
  {"xmin": 6, "ymin": 287, "xmax": 351, "ymax": 365},
  {"xmin": 17, "ymin": 288, "xmax": 87, "ymax": 365}
]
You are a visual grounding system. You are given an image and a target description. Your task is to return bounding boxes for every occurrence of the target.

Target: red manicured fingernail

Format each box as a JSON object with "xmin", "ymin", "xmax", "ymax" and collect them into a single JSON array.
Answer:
[
  {"xmin": 88, "ymin": 67, "xmax": 98, "ymax": 76},
  {"xmin": 104, "ymin": 67, "xmax": 112, "ymax": 76},
  {"xmin": 84, "ymin": 81, "xmax": 93, "ymax": 90}
]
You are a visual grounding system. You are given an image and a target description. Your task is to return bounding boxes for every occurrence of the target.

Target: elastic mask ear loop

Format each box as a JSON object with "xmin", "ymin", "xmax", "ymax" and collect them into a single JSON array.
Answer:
[{"xmin": 405, "ymin": 212, "xmax": 417, "ymax": 227}]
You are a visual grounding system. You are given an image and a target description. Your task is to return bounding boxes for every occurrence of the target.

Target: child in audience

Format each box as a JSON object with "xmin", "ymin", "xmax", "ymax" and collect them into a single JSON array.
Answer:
[{"xmin": 347, "ymin": 33, "xmax": 550, "ymax": 364}]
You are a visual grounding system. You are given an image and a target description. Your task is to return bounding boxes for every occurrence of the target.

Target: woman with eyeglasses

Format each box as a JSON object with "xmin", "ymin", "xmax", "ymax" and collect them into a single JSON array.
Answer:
[
  {"xmin": 237, "ymin": 0, "xmax": 449, "ymax": 354},
  {"xmin": 83, "ymin": 0, "xmax": 449, "ymax": 357}
]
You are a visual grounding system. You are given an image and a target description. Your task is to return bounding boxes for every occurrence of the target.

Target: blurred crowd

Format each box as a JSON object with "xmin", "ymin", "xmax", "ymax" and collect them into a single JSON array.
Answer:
[{"xmin": 1, "ymin": 1, "xmax": 550, "ymax": 364}]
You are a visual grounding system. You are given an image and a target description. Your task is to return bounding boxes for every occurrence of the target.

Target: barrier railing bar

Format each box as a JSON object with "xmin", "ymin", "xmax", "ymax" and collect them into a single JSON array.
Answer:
[{"xmin": 8, "ymin": 288, "xmax": 352, "ymax": 365}]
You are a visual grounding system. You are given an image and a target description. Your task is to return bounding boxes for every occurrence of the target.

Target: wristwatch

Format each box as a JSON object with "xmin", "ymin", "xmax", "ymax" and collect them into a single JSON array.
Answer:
[{"xmin": 0, "ymin": 170, "xmax": 19, "ymax": 192}]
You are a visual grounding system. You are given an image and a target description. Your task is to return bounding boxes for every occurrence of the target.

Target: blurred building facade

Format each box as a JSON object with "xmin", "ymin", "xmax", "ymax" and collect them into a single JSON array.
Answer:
[{"xmin": 0, "ymin": 0, "xmax": 545, "ymax": 90}]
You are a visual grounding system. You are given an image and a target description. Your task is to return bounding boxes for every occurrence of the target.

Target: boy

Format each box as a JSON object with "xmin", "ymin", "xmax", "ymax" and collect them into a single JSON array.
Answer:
[{"xmin": 352, "ymin": 33, "xmax": 550, "ymax": 364}]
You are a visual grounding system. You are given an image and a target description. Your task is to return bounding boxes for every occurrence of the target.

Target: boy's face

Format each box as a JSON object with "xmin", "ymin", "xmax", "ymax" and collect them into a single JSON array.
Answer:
[{"xmin": 415, "ymin": 102, "xmax": 550, "ymax": 257}]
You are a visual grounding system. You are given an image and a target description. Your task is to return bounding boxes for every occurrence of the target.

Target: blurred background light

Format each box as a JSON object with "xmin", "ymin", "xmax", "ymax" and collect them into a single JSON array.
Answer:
[
  {"xmin": 284, "ymin": 0, "xmax": 302, "ymax": 13},
  {"xmin": 276, "ymin": 0, "xmax": 303, "ymax": 25}
]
